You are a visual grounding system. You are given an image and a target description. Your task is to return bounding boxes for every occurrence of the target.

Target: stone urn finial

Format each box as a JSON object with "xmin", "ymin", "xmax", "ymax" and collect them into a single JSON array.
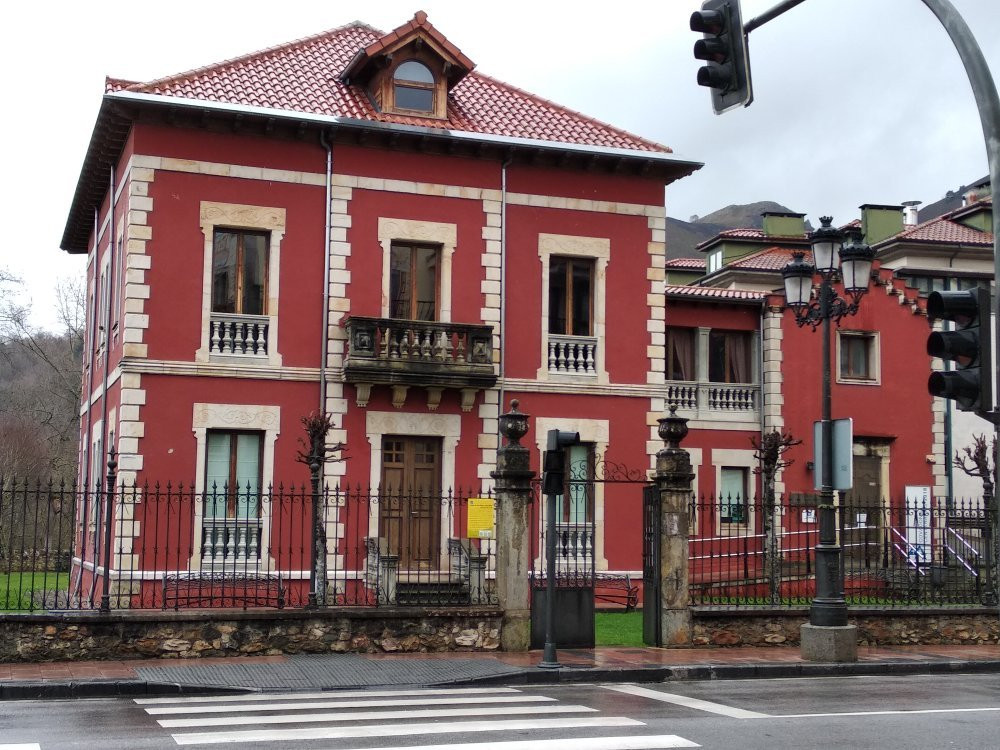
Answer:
[
  {"xmin": 658, "ymin": 404, "xmax": 689, "ymax": 450},
  {"xmin": 498, "ymin": 399, "xmax": 529, "ymax": 448}
]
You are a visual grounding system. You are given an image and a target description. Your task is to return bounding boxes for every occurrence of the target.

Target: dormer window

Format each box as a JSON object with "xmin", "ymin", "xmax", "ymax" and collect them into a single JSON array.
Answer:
[{"xmin": 393, "ymin": 61, "xmax": 435, "ymax": 112}]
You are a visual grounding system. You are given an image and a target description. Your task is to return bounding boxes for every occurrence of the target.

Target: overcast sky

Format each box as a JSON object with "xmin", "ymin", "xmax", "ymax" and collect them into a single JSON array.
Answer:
[{"xmin": 2, "ymin": 0, "xmax": 997, "ymax": 330}]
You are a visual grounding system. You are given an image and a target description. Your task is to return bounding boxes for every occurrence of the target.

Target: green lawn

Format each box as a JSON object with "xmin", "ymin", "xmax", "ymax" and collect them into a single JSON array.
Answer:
[
  {"xmin": 595, "ymin": 609, "xmax": 644, "ymax": 646},
  {"xmin": 0, "ymin": 571, "xmax": 69, "ymax": 611}
]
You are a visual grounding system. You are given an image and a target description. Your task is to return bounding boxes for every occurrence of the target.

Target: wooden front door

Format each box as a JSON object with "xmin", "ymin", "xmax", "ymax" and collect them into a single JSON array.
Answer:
[
  {"xmin": 380, "ymin": 436, "xmax": 442, "ymax": 568},
  {"xmin": 843, "ymin": 454, "xmax": 882, "ymax": 562}
]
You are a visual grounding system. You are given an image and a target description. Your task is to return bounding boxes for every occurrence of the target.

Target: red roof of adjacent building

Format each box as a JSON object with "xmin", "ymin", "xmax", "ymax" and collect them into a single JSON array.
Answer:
[
  {"xmin": 665, "ymin": 285, "xmax": 767, "ymax": 302},
  {"xmin": 665, "ymin": 258, "xmax": 707, "ymax": 269},
  {"xmin": 727, "ymin": 246, "xmax": 810, "ymax": 271},
  {"xmin": 109, "ymin": 17, "xmax": 670, "ymax": 154}
]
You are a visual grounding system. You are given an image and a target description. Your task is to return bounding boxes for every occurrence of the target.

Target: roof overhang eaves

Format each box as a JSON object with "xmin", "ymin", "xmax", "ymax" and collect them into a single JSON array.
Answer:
[
  {"xmin": 108, "ymin": 90, "xmax": 703, "ymax": 167},
  {"xmin": 62, "ymin": 91, "xmax": 702, "ymax": 253},
  {"xmin": 665, "ymin": 290, "xmax": 766, "ymax": 306}
]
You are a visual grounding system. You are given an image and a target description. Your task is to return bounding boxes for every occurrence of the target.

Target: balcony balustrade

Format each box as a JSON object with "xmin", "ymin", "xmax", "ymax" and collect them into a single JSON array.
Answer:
[
  {"xmin": 209, "ymin": 313, "xmax": 269, "ymax": 357},
  {"xmin": 666, "ymin": 380, "xmax": 759, "ymax": 422},
  {"xmin": 547, "ymin": 334, "xmax": 599, "ymax": 376},
  {"xmin": 343, "ymin": 316, "xmax": 497, "ymax": 394}
]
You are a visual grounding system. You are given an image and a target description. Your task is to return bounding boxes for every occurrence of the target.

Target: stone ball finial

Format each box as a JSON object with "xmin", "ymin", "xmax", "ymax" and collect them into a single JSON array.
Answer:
[
  {"xmin": 498, "ymin": 399, "xmax": 529, "ymax": 448},
  {"xmin": 658, "ymin": 404, "xmax": 689, "ymax": 450}
]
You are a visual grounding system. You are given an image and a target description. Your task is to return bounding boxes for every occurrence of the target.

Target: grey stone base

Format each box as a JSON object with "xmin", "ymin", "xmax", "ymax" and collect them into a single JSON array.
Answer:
[{"xmin": 800, "ymin": 623, "xmax": 858, "ymax": 662}]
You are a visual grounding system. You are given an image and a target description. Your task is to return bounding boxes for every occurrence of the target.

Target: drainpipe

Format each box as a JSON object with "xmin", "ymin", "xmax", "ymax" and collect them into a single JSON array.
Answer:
[
  {"xmin": 90, "ymin": 166, "xmax": 117, "ymax": 606},
  {"xmin": 75, "ymin": 208, "xmax": 100, "ymax": 602},
  {"xmin": 318, "ymin": 129, "xmax": 334, "ymax": 419},
  {"xmin": 496, "ymin": 152, "xmax": 512, "ymax": 428}
]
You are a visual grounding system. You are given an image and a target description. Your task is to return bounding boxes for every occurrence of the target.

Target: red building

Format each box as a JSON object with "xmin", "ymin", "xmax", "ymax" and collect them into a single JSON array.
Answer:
[{"xmin": 61, "ymin": 13, "xmax": 700, "ymax": 604}]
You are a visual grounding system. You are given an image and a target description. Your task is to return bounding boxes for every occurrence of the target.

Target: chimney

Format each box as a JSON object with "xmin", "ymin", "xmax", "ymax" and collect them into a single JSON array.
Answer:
[
  {"xmin": 860, "ymin": 204, "xmax": 904, "ymax": 245},
  {"xmin": 761, "ymin": 211, "xmax": 806, "ymax": 237},
  {"xmin": 901, "ymin": 200, "xmax": 922, "ymax": 227}
]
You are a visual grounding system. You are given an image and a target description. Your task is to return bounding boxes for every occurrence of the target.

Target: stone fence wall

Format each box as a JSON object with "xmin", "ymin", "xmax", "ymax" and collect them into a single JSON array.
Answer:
[
  {"xmin": 0, "ymin": 608, "xmax": 502, "ymax": 663},
  {"xmin": 693, "ymin": 607, "xmax": 999, "ymax": 648}
]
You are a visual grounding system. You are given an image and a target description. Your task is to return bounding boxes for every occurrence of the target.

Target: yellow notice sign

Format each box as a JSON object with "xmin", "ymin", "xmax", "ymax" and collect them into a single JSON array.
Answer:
[{"xmin": 467, "ymin": 497, "xmax": 496, "ymax": 539}]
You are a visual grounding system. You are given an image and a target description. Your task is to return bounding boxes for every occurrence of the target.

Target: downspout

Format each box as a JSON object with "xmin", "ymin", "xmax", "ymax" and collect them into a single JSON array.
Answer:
[
  {"xmin": 90, "ymin": 167, "xmax": 117, "ymax": 606},
  {"xmin": 496, "ymin": 153, "xmax": 512, "ymax": 424},
  {"xmin": 319, "ymin": 129, "xmax": 334, "ymax": 419},
  {"xmin": 74, "ymin": 208, "xmax": 100, "ymax": 602}
]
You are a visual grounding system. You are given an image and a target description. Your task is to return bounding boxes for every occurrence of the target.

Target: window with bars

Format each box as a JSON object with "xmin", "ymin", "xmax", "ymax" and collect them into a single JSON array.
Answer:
[{"xmin": 211, "ymin": 229, "xmax": 268, "ymax": 315}]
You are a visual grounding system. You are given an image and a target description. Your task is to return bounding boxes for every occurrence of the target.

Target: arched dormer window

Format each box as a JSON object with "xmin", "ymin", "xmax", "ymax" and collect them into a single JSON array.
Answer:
[{"xmin": 393, "ymin": 60, "xmax": 435, "ymax": 113}]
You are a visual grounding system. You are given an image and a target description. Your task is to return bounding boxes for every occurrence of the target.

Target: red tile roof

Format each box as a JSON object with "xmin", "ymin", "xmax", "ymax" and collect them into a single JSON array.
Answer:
[
  {"xmin": 665, "ymin": 258, "xmax": 706, "ymax": 269},
  {"xmin": 665, "ymin": 285, "xmax": 767, "ymax": 302},
  {"xmin": 696, "ymin": 228, "xmax": 809, "ymax": 250},
  {"xmin": 889, "ymin": 217, "xmax": 993, "ymax": 246},
  {"xmin": 112, "ymin": 18, "xmax": 670, "ymax": 153},
  {"xmin": 728, "ymin": 247, "xmax": 810, "ymax": 271}
]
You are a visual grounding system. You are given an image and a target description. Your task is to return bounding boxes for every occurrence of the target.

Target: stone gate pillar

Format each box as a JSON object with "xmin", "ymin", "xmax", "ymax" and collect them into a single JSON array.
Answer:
[
  {"xmin": 656, "ymin": 406, "xmax": 694, "ymax": 646},
  {"xmin": 491, "ymin": 400, "xmax": 536, "ymax": 651}
]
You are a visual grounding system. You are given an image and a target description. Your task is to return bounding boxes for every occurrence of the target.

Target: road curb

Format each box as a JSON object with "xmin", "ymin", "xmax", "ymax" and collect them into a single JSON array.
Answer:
[{"xmin": 4, "ymin": 659, "xmax": 1000, "ymax": 699}]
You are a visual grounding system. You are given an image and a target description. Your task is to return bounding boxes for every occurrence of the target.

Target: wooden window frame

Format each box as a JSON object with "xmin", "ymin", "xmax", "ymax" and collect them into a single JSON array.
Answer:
[
  {"xmin": 392, "ymin": 60, "xmax": 436, "ymax": 115},
  {"xmin": 205, "ymin": 429, "xmax": 264, "ymax": 518},
  {"xmin": 211, "ymin": 228, "xmax": 270, "ymax": 316},
  {"xmin": 837, "ymin": 331, "xmax": 880, "ymax": 384},
  {"xmin": 389, "ymin": 242, "xmax": 441, "ymax": 321},
  {"xmin": 548, "ymin": 256, "xmax": 595, "ymax": 336}
]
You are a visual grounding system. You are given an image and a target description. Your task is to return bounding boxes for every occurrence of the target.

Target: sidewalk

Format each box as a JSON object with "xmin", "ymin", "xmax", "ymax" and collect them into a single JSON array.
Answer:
[{"xmin": 3, "ymin": 643, "xmax": 999, "ymax": 700}]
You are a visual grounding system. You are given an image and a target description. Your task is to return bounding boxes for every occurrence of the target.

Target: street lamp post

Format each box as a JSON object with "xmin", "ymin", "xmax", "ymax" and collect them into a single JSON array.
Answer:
[{"xmin": 782, "ymin": 217, "xmax": 874, "ymax": 660}]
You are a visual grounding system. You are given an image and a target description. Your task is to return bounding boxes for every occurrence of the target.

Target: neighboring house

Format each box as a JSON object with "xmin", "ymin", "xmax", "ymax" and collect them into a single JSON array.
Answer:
[
  {"xmin": 61, "ymin": 12, "xmax": 700, "ymax": 602},
  {"xmin": 665, "ymin": 197, "xmax": 994, "ymax": 504}
]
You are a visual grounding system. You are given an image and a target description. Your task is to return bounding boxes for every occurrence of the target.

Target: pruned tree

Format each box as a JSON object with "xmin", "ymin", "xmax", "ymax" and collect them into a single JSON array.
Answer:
[
  {"xmin": 751, "ymin": 429, "xmax": 802, "ymax": 603},
  {"xmin": 294, "ymin": 410, "xmax": 346, "ymax": 606},
  {"xmin": 954, "ymin": 433, "xmax": 996, "ymax": 500}
]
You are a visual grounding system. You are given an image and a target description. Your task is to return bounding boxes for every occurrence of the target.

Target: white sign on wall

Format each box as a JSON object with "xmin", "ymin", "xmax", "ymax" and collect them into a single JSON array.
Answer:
[{"xmin": 904, "ymin": 485, "xmax": 932, "ymax": 564}]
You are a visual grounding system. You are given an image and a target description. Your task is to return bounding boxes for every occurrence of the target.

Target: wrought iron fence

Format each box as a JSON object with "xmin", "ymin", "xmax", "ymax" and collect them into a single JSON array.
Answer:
[
  {"xmin": 0, "ymin": 477, "xmax": 496, "ymax": 612},
  {"xmin": 690, "ymin": 493, "xmax": 997, "ymax": 608}
]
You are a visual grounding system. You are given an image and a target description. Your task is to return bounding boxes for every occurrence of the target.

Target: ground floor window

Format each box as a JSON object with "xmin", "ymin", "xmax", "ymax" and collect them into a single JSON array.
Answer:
[
  {"xmin": 205, "ymin": 430, "xmax": 262, "ymax": 519},
  {"xmin": 720, "ymin": 466, "xmax": 748, "ymax": 524}
]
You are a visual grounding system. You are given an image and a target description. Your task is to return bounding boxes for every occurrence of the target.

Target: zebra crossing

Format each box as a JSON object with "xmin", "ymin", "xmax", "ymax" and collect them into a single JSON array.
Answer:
[{"xmin": 134, "ymin": 686, "xmax": 700, "ymax": 748}]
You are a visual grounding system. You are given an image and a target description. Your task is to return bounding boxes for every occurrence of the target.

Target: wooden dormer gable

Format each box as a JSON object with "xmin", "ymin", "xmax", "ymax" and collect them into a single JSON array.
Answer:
[{"xmin": 340, "ymin": 11, "xmax": 475, "ymax": 120}]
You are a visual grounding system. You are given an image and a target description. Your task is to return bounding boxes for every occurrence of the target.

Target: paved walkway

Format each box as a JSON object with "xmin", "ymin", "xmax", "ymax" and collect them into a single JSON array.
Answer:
[{"xmin": 2, "ymin": 643, "xmax": 999, "ymax": 699}]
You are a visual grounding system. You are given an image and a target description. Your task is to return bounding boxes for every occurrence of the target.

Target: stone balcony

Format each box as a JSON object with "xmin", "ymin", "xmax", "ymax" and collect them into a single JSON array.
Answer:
[
  {"xmin": 665, "ymin": 380, "xmax": 760, "ymax": 426},
  {"xmin": 343, "ymin": 316, "xmax": 497, "ymax": 411}
]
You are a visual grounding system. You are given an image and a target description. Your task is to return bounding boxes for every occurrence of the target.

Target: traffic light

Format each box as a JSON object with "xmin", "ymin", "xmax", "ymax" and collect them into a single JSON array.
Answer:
[
  {"xmin": 927, "ymin": 286, "xmax": 993, "ymax": 413},
  {"xmin": 690, "ymin": 0, "xmax": 753, "ymax": 115},
  {"xmin": 542, "ymin": 430, "xmax": 580, "ymax": 496}
]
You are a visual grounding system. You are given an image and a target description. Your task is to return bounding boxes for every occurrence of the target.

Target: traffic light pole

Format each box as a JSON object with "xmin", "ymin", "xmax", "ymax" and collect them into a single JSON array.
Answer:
[{"xmin": 919, "ymin": 0, "xmax": 1000, "ymax": 620}]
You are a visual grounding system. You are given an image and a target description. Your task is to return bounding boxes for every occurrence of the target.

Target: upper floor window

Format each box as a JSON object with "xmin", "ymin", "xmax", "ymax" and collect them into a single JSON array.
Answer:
[
  {"xmin": 549, "ymin": 257, "xmax": 594, "ymax": 337},
  {"xmin": 393, "ymin": 60, "xmax": 435, "ymax": 113},
  {"xmin": 390, "ymin": 243, "xmax": 440, "ymax": 321},
  {"xmin": 839, "ymin": 331, "xmax": 879, "ymax": 383},
  {"xmin": 709, "ymin": 330, "xmax": 752, "ymax": 383},
  {"xmin": 666, "ymin": 327, "xmax": 695, "ymax": 381},
  {"xmin": 707, "ymin": 249, "xmax": 723, "ymax": 274},
  {"xmin": 212, "ymin": 229, "xmax": 268, "ymax": 316}
]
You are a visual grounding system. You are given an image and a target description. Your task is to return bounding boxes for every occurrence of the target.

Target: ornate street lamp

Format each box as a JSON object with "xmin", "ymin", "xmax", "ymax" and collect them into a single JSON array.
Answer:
[{"xmin": 781, "ymin": 217, "xmax": 875, "ymax": 653}]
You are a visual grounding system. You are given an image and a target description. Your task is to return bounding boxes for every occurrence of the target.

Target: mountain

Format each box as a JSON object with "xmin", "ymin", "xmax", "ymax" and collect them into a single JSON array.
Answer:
[{"xmin": 666, "ymin": 201, "xmax": 808, "ymax": 260}]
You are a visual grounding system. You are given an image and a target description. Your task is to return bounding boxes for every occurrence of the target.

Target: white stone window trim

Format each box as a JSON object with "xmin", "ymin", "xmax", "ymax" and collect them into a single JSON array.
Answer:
[
  {"xmin": 710, "ymin": 448, "xmax": 756, "ymax": 536},
  {"xmin": 534, "ymin": 416, "xmax": 610, "ymax": 571},
  {"xmin": 836, "ymin": 329, "xmax": 881, "ymax": 386},
  {"xmin": 190, "ymin": 403, "xmax": 281, "ymax": 570},
  {"xmin": 537, "ymin": 233, "xmax": 610, "ymax": 384},
  {"xmin": 365, "ymin": 410, "xmax": 462, "ymax": 569},
  {"xmin": 377, "ymin": 217, "xmax": 457, "ymax": 323},
  {"xmin": 196, "ymin": 201, "xmax": 286, "ymax": 367}
]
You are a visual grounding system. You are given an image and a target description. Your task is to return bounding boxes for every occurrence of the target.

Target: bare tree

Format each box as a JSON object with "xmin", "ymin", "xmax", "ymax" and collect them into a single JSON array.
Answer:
[
  {"xmin": 954, "ymin": 433, "xmax": 998, "ymax": 604},
  {"xmin": 752, "ymin": 429, "xmax": 802, "ymax": 603},
  {"xmin": 294, "ymin": 411, "xmax": 346, "ymax": 605},
  {"xmin": 0, "ymin": 270, "xmax": 84, "ymax": 480}
]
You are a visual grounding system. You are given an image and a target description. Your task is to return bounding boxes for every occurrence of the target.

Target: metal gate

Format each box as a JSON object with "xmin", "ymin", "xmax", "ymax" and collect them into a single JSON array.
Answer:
[
  {"xmin": 529, "ymin": 454, "xmax": 653, "ymax": 649},
  {"xmin": 642, "ymin": 483, "xmax": 661, "ymax": 646}
]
